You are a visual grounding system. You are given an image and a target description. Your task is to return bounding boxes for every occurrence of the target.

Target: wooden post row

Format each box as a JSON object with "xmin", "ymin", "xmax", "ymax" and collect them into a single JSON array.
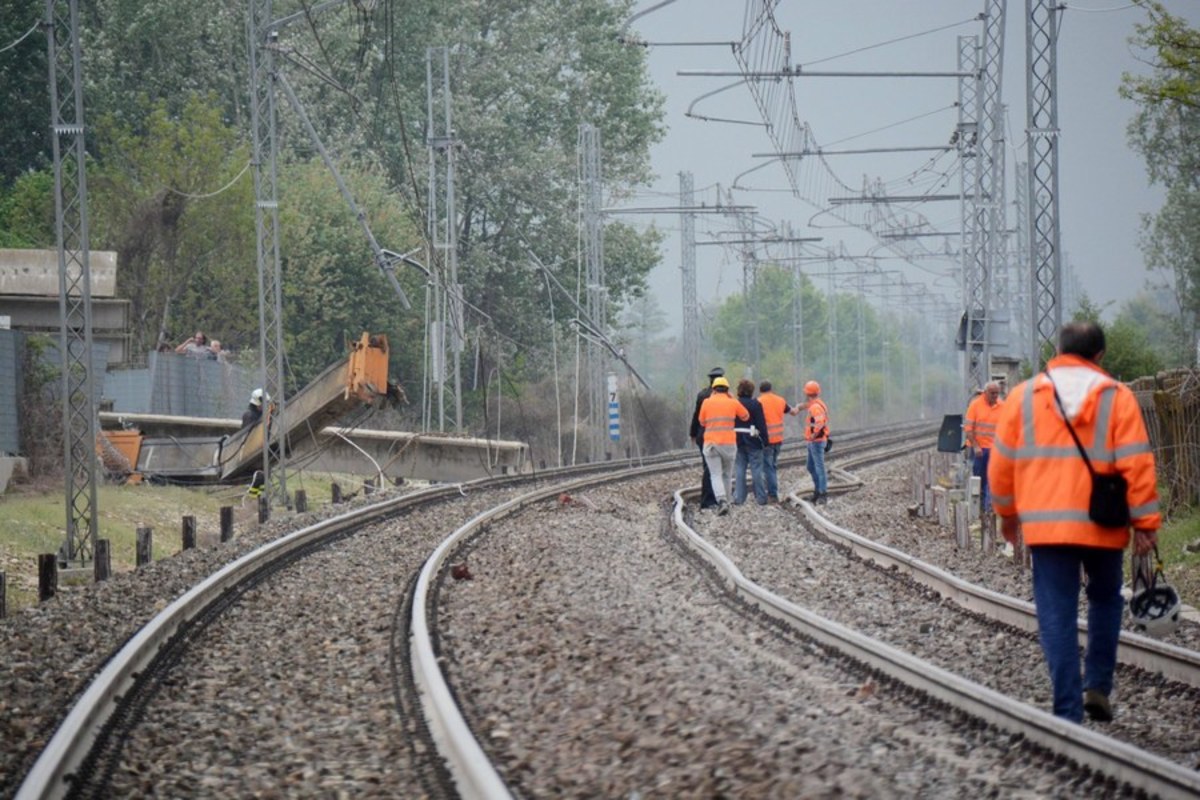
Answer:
[
  {"xmin": 136, "ymin": 526, "xmax": 153, "ymax": 567},
  {"xmin": 38, "ymin": 554, "xmax": 57, "ymax": 602},
  {"xmin": 220, "ymin": 506, "xmax": 234, "ymax": 543},
  {"xmin": 94, "ymin": 540, "xmax": 111, "ymax": 582}
]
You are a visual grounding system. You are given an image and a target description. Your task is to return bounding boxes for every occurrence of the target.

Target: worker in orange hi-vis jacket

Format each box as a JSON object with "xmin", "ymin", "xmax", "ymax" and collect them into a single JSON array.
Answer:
[
  {"xmin": 803, "ymin": 381, "xmax": 830, "ymax": 504},
  {"xmin": 698, "ymin": 376, "xmax": 749, "ymax": 517},
  {"xmin": 757, "ymin": 380, "xmax": 801, "ymax": 504},
  {"xmin": 964, "ymin": 380, "xmax": 1005, "ymax": 513},
  {"xmin": 988, "ymin": 321, "xmax": 1161, "ymax": 725}
]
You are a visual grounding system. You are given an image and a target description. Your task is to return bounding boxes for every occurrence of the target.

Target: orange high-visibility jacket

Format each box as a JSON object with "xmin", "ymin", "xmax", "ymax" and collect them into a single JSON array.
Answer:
[
  {"xmin": 988, "ymin": 354, "xmax": 1161, "ymax": 549},
  {"xmin": 699, "ymin": 391, "xmax": 750, "ymax": 445},
  {"xmin": 758, "ymin": 391, "xmax": 792, "ymax": 445},
  {"xmin": 804, "ymin": 397, "xmax": 829, "ymax": 443},
  {"xmin": 965, "ymin": 393, "xmax": 1004, "ymax": 450}
]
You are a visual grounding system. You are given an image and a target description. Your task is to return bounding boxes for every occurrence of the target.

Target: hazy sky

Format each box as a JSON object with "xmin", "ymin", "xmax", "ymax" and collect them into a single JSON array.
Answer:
[{"xmin": 623, "ymin": 0, "xmax": 1200, "ymax": 337}]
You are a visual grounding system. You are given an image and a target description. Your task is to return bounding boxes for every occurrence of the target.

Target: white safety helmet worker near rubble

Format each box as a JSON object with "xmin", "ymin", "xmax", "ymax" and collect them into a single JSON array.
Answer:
[{"xmin": 250, "ymin": 388, "xmax": 270, "ymax": 407}]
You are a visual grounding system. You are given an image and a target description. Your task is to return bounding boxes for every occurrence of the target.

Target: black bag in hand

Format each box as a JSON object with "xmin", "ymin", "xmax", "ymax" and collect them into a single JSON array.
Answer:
[
  {"xmin": 824, "ymin": 437, "xmax": 832, "ymax": 453},
  {"xmin": 1090, "ymin": 472, "xmax": 1131, "ymax": 528}
]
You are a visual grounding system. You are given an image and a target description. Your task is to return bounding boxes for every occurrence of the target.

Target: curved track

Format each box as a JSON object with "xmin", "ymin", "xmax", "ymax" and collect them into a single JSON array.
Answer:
[{"xmin": 14, "ymin": 425, "xmax": 1200, "ymax": 798}]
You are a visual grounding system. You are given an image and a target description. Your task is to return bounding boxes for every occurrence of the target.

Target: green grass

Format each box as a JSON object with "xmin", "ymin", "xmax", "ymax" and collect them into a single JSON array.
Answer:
[
  {"xmin": 1157, "ymin": 505, "xmax": 1200, "ymax": 610},
  {"xmin": 0, "ymin": 472, "xmax": 372, "ymax": 615}
]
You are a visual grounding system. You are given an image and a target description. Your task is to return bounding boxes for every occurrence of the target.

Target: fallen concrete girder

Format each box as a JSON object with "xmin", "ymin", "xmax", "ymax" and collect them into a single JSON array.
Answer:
[{"xmin": 99, "ymin": 412, "xmax": 530, "ymax": 483}]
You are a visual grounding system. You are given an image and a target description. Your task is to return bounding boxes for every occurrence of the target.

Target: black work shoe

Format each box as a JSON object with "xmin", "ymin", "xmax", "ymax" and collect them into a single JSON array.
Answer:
[
  {"xmin": 1083, "ymin": 689, "xmax": 1112, "ymax": 722},
  {"xmin": 816, "ymin": 493, "xmax": 828, "ymax": 505},
  {"xmin": 809, "ymin": 491, "xmax": 820, "ymax": 503},
  {"xmin": 717, "ymin": 500, "xmax": 730, "ymax": 516}
]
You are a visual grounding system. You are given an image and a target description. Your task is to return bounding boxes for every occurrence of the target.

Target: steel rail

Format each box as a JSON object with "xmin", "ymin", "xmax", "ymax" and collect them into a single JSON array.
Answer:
[
  {"xmin": 410, "ymin": 450, "xmax": 809, "ymax": 797},
  {"xmin": 408, "ymin": 426, "xmax": 937, "ymax": 796},
  {"xmin": 14, "ymin": 423, "xmax": 927, "ymax": 798},
  {"xmin": 17, "ymin": 451, "xmax": 694, "ymax": 799},
  {"xmin": 671, "ymin": 488, "xmax": 1200, "ymax": 799},
  {"xmin": 785, "ymin": 458, "xmax": 1200, "ymax": 689},
  {"xmin": 14, "ymin": 478, "xmax": 484, "ymax": 800}
]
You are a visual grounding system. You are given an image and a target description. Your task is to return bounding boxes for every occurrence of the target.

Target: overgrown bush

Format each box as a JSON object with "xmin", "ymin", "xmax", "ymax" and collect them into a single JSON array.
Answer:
[{"xmin": 17, "ymin": 334, "xmax": 64, "ymax": 479}]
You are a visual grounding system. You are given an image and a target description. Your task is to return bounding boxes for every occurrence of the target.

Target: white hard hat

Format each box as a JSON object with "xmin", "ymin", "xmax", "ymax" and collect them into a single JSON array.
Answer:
[
  {"xmin": 1129, "ymin": 551, "xmax": 1181, "ymax": 639},
  {"xmin": 1130, "ymin": 584, "xmax": 1182, "ymax": 638},
  {"xmin": 250, "ymin": 388, "xmax": 270, "ymax": 407}
]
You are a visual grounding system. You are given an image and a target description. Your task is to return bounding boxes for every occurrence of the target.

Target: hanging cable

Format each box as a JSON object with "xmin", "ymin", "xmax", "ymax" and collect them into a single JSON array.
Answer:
[{"xmin": 0, "ymin": 20, "xmax": 38, "ymax": 53}]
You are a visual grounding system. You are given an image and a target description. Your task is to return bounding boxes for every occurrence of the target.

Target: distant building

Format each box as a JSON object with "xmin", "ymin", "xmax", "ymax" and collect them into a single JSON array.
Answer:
[{"xmin": 0, "ymin": 249, "xmax": 131, "ymax": 365}]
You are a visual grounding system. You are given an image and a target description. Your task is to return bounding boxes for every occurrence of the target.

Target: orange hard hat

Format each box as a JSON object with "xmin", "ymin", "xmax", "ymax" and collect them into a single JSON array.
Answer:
[{"xmin": 804, "ymin": 380, "xmax": 821, "ymax": 396}]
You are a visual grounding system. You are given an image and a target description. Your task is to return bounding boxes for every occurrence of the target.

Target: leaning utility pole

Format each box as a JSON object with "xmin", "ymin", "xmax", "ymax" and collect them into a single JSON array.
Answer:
[
  {"xmin": 1026, "ymin": 0, "xmax": 1063, "ymax": 366},
  {"xmin": 247, "ymin": 0, "xmax": 289, "ymax": 508},
  {"xmin": 46, "ymin": 0, "xmax": 97, "ymax": 565}
]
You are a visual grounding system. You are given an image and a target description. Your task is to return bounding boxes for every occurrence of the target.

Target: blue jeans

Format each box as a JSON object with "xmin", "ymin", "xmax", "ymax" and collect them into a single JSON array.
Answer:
[
  {"xmin": 697, "ymin": 440, "xmax": 717, "ymax": 508},
  {"xmin": 1030, "ymin": 545, "xmax": 1125, "ymax": 723},
  {"xmin": 734, "ymin": 445, "xmax": 767, "ymax": 505},
  {"xmin": 762, "ymin": 443, "xmax": 782, "ymax": 499},
  {"xmin": 972, "ymin": 447, "xmax": 992, "ymax": 512},
  {"xmin": 806, "ymin": 441, "xmax": 827, "ymax": 494}
]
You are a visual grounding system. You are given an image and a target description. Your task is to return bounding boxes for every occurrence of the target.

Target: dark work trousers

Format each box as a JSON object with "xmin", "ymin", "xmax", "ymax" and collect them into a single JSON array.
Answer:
[{"xmin": 698, "ymin": 439, "xmax": 718, "ymax": 508}]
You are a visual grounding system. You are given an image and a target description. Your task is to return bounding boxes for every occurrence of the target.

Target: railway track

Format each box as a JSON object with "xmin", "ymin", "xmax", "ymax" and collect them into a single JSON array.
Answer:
[{"xmin": 12, "ymin": 425, "xmax": 1200, "ymax": 798}]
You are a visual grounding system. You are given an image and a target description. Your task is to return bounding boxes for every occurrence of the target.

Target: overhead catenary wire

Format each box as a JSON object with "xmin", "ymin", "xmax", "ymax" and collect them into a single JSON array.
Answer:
[
  {"xmin": 0, "ymin": 20, "xmax": 39, "ymax": 53},
  {"xmin": 164, "ymin": 162, "xmax": 252, "ymax": 199}
]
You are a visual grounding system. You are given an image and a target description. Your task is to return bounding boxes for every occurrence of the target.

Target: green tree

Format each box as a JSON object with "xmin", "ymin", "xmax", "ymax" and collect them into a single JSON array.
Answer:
[
  {"xmin": 1070, "ymin": 295, "xmax": 1162, "ymax": 380},
  {"xmin": 0, "ymin": 2, "xmax": 49, "ymax": 187},
  {"xmin": 0, "ymin": 170, "xmax": 55, "ymax": 247},
  {"xmin": 89, "ymin": 94, "xmax": 256, "ymax": 357},
  {"xmin": 360, "ymin": 0, "xmax": 666, "ymax": 358},
  {"xmin": 278, "ymin": 157, "xmax": 422, "ymax": 392},
  {"xmin": 1115, "ymin": 291, "xmax": 1191, "ymax": 368},
  {"xmin": 1103, "ymin": 315, "xmax": 1164, "ymax": 381},
  {"xmin": 1121, "ymin": 1, "xmax": 1200, "ymax": 359}
]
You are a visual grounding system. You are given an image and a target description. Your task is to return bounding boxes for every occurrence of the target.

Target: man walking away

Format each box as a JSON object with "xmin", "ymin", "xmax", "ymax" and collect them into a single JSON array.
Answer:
[
  {"xmin": 965, "ymin": 380, "xmax": 1004, "ymax": 514},
  {"xmin": 689, "ymin": 367, "xmax": 726, "ymax": 509},
  {"xmin": 757, "ymin": 380, "xmax": 801, "ymax": 503},
  {"xmin": 698, "ymin": 376, "xmax": 749, "ymax": 516},
  {"xmin": 734, "ymin": 379, "xmax": 770, "ymax": 505},
  {"xmin": 803, "ymin": 381, "xmax": 830, "ymax": 504},
  {"xmin": 989, "ymin": 321, "xmax": 1160, "ymax": 723}
]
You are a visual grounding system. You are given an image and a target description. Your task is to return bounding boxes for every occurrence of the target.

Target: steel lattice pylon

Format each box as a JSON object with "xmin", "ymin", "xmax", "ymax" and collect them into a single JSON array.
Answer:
[
  {"xmin": 956, "ymin": 1, "xmax": 1008, "ymax": 396},
  {"xmin": 427, "ymin": 46, "xmax": 464, "ymax": 433},
  {"xmin": 1014, "ymin": 160, "xmax": 1033, "ymax": 366},
  {"xmin": 1026, "ymin": 0, "xmax": 1063, "ymax": 368},
  {"xmin": 957, "ymin": 34, "xmax": 982, "ymax": 392},
  {"xmin": 980, "ymin": 0, "xmax": 1008, "ymax": 376},
  {"xmin": 679, "ymin": 172, "xmax": 699, "ymax": 387},
  {"xmin": 579, "ymin": 123, "xmax": 606, "ymax": 461},
  {"xmin": 46, "ymin": 0, "xmax": 97, "ymax": 564},
  {"xmin": 730, "ymin": 190, "xmax": 761, "ymax": 369},
  {"xmin": 247, "ymin": 0, "xmax": 288, "ymax": 507},
  {"xmin": 788, "ymin": 224, "xmax": 805, "ymax": 395}
]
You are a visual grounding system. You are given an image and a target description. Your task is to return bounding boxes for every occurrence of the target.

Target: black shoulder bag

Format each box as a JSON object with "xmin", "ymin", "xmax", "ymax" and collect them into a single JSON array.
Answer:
[{"xmin": 1047, "ymin": 375, "xmax": 1131, "ymax": 529}]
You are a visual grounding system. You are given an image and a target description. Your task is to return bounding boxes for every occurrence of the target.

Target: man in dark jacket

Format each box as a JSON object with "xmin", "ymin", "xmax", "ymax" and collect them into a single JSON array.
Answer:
[
  {"xmin": 689, "ymin": 367, "xmax": 725, "ymax": 509},
  {"xmin": 734, "ymin": 379, "xmax": 770, "ymax": 505}
]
